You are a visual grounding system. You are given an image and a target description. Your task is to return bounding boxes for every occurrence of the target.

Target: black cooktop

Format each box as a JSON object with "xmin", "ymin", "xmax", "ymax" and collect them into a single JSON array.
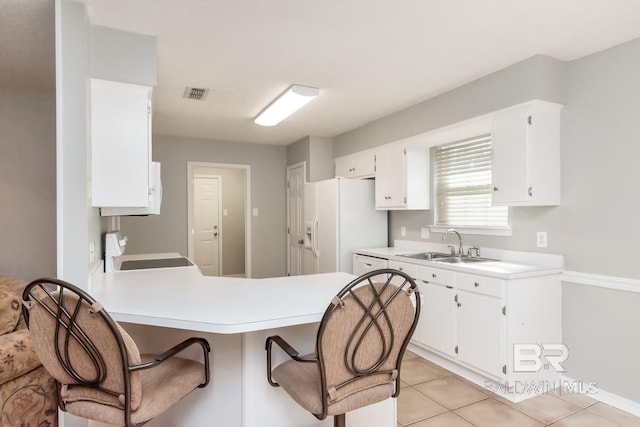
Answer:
[{"xmin": 120, "ymin": 258, "xmax": 193, "ymax": 271}]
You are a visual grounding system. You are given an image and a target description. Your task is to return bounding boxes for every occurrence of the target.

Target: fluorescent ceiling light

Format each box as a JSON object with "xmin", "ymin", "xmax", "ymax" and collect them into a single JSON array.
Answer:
[{"xmin": 254, "ymin": 84, "xmax": 319, "ymax": 126}]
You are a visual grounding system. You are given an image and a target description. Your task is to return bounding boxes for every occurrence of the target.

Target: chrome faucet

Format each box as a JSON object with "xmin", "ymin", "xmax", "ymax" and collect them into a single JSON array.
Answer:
[{"xmin": 442, "ymin": 228, "xmax": 463, "ymax": 257}]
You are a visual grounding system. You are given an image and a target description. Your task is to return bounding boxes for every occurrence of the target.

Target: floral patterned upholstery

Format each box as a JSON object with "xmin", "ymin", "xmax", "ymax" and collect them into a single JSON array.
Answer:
[{"xmin": 0, "ymin": 276, "xmax": 57, "ymax": 427}]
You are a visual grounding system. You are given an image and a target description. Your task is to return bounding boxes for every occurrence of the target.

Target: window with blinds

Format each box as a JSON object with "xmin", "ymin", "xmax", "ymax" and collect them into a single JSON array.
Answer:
[{"xmin": 434, "ymin": 134, "xmax": 508, "ymax": 227}]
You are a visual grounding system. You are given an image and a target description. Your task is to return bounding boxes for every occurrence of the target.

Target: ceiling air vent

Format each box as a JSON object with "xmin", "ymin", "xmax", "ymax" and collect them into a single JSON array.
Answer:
[{"xmin": 183, "ymin": 87, "xmax": 209, "ymax": 101}]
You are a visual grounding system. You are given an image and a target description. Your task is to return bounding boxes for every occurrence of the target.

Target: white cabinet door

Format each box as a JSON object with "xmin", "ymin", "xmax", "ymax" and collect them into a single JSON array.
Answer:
[
  {"xmin": 335, "ymin": 150, "xmax": 376, "ymax": 179},
  {"xmin": 492, "ymin": 100, "xmax": 562, "ymax": 206},
  {"xmin": 419, "ymin": 281, "xmax": 456, "ymax": 356},
  {"xmin": 375, "ymin": 145, "xmax": 406, "ymax": 208},
  {"xmin": 375, "ymin": 144, "xmax": 430, "ymax": 210},
  {"xmin": 456, "ymin": 290, "xmax": 505, "ymax": 379},
  {"xmin": 491, "ymin": 107, "xmax": 529, "ymax": 204},
  {"xmin": 90, "ymin": 79, "xmax": 152, "ymax": 207}
]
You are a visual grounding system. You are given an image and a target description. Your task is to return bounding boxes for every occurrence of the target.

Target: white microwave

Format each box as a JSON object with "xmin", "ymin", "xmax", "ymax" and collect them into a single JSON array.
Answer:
[{"xmin": 100, "ymin": 162, "xmax": 162, "ymax": 216}]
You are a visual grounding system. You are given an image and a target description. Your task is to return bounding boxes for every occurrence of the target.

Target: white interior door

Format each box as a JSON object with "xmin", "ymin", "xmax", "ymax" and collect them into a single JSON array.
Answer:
[
  {"xmin": 194, "ymin": 176, "xmax": 221, "ymax": 276},
  {"xmin": 287, "ymin": 163, "xmax": 305, "ymax": 276}
]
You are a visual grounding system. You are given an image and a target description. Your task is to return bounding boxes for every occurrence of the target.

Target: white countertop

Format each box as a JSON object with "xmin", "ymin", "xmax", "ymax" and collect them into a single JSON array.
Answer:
[
  {"xmin": 90, "ymin": 266, "xmax": 356, "ymax": 334},
  {"xmin": 355, "ymin": 242, "xmax": 563, "ymax": 279}
]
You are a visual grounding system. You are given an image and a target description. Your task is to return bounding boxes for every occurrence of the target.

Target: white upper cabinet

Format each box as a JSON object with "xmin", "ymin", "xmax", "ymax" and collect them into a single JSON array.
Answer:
[
  {"xmin": 334, "ymin": 149, "xmax": 376, "ymax": 179},
  {"xmin": 375, "ymin": 143, "xmax": 430, "ymax": 210},
  {"xmin": 90, "ymin": 79, "xmax": 153, "ymax": 208},
  {"xmin": 491, "ymin": 100, "xmax": 562, "ymax": 206}
]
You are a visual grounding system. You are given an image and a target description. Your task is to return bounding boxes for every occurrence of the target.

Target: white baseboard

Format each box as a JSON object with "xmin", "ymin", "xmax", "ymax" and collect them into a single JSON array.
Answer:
[{"xmin": 561, "ymin": 375, "xmax": 640, "ymax": 417}]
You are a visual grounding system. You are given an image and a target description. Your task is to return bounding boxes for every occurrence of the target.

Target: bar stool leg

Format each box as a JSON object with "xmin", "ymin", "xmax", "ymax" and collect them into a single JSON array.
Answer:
[{"xmin": 334, "ymin": 413, "xmax": 345, "ymax": 427}]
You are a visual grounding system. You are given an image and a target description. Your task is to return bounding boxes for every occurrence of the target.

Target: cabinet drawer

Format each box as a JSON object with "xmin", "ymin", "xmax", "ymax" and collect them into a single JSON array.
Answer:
[
  {"xmin": 388, "ymin": 261, "xmax": 419, "ymax": 280},
  {"xmin": 418, "ymin": 266, "xmax": 454, "ymax": 286},
  {"xmin": 457, "ymin": 273, "xmax": 504, "ymax": 298}
]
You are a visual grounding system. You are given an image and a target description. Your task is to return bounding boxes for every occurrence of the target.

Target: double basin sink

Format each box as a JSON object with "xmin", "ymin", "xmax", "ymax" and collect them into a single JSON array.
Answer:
[{"xmin": 398, "ymin": 252, "xmax": 497, "ymax": 264}]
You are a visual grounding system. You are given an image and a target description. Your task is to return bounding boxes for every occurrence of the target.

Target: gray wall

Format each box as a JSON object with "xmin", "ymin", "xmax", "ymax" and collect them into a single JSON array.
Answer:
[
  {"xmin": 89, "ymin": 25, "xmax": 157, "ymax": 86},
  {"xmin": 287, "ymin": 135, "xmax": 334, "ymax": 182},
  {"xmin": 120, "ymin": 135, "xmax": 287, "ymax": 278},
  {"xmin": 332, "ymin": 41, "xmax": 640, "ymax": 403},
  {"xmin": 0, "ymin": 88, "xmax": 56, "ymax": 280},
  {"xmin": 333, "ymin": 55, "xmax": 568, "ymax": 156},
  {"xmin": 57, "ymin": 0, "xmax": 100, "ymax": 288},
  {"xmin": 559, "ymin": 37, "xmax": 640, "ymax": 403},
  {"xmin": 56, "ymin": 0, "xmax": 159, "ymax": 288}
]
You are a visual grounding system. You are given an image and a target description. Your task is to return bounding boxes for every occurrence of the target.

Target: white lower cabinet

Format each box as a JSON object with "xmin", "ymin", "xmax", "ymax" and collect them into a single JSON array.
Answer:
[
  {"xmin": 417, "ymin": 266, "xmax": 456, "ymax": 357},
  {"xmin": 456, "ymin": 289, "xmax": 504, "ymax": 379},
  {"xmin": 407, "ymin": 264, "xmax": 561, "ymax": 387}
]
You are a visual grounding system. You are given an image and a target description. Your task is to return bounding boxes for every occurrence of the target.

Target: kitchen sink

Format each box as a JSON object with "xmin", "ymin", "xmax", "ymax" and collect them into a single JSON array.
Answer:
[
  {"xmin": 398, "ymin": 252, "xmax": 497, "ymax": 263},
  {"xmin": 433, "ymin": 256, "xmax": 498, "ymax": 264},
  {"xmin": 398, "ymin": 252, "xmax": 452, "ymax": 261}
]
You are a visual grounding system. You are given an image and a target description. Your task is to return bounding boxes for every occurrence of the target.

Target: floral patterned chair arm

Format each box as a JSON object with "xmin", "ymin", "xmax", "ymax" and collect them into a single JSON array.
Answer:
[
  {"xmin": 0, "ymin": 329, "xmax": 43, "ymax": 387},
  {"xmin": 0, "ymin": 277, "xmax": 58, "ymax": 426}
]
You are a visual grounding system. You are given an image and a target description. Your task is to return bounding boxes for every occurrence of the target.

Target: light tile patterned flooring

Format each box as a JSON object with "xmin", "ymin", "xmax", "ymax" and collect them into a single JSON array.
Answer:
[{"xmin": 398, "ymin": 352, "xmax": 640, "ymax": 426}]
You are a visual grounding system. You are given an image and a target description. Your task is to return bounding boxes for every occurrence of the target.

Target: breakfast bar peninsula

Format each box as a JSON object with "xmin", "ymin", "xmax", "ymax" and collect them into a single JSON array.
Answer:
[{"xmin": 88, "ymin": 265, "xmax": 395, "ymax": 427}]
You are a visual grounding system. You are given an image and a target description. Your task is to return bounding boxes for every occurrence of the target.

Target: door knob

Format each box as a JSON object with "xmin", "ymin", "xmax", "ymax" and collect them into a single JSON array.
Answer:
[
  {"xmin": 298, "ymin": 239, "xmax": 304, "ymax": 244},
  {"xmin": 213, "ymin": 232, "xmax": 218, "ymax": 237}
]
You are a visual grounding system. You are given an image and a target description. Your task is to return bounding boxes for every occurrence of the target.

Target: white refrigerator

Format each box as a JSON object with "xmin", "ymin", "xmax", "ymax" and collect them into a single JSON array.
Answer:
[{"xmin": 302, "ymin": 178, "xmax": 387, "ymax": 275}]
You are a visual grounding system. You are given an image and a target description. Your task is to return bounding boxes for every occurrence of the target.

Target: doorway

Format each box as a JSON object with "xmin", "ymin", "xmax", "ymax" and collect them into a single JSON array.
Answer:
[
  {"xmin": 187, "ymin": 162, "xmax": 251, "ymax": 278},
  {"xmin": 193, "ymin": 176, "xmax": 221, "ymax": 276},
  {"xmin": 286, "ymin": 162, "xmax": 306, "ymax": 276}
]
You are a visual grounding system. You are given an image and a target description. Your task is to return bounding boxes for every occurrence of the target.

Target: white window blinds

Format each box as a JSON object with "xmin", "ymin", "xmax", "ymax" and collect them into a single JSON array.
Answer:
[{"xmin": 435, "ymin": 135, "xmax": 508, "ymax": 227}]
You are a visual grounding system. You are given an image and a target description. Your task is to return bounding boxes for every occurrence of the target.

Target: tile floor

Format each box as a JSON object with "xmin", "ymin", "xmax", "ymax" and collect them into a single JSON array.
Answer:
[{"xmin": 398, "ymin": 352, "xmax": 640, "ymax": 426}]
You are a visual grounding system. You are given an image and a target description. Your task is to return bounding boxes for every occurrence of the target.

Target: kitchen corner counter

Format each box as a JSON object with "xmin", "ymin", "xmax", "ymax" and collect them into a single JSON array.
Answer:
[
  {"xmin": 87, "ymin": 266, "xmax": 392, "ymax": 427},
  {"xmin": 354, "ymin": 245, "xmax": 563, "ymax": 279},
  {"xmin": 90, "ymin": 267, "xmax": 356, "ymax": 334}
]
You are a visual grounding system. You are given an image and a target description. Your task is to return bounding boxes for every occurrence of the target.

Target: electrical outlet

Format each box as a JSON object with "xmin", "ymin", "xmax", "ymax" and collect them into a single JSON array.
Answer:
[
  {"xmin": 536, "ymin": 232, "xmax": 548, "ymax": 248},
  {"xmin": 400, "ymin": 226, "xmax": 407, "ymax": 237},
  {"xmin": 89, "ymin": 241, "xmax": 96, "ymax": 262},
  {"xmin": 421, "ymin": 227, "xmax": 430, "ymax": 239}
]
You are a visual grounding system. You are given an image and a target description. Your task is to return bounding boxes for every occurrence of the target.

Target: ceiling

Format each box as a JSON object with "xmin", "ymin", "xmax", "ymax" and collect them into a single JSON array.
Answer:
[{"xmin": 4, "ymin": 1, "xmax": 640, "ymax": 146}]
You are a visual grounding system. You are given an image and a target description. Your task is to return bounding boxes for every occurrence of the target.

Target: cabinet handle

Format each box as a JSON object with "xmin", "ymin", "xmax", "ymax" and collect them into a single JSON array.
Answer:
[
  {"xmin": 422, "ymin": 280, "xmax": 429, "ymax": 284},
  {"xmin": 528, "ymin": 186, "xmax": 533, "ymax": 197},
  {"xmin": 432, "ymin": 273, "xmax": 437, "ymax": 278},
  {"xmin": 297, "ymin": 239, "xmax": 304, "ymax": 244},
  {"xmin": 454, "ymin": 294, "xmax": 461, "ymax": 307},
  {"xmin": 493, "ymin": 186, "xmax": 499, "ymax": 191},
  {"xmin": 474, "ymin": 282, "xmax": 479, "ymax": 287}
]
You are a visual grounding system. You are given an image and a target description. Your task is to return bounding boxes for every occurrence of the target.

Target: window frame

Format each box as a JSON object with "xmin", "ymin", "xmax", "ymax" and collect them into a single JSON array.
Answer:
[
  {"xmin": 420, "ymin": 114, "xmax": 512, "ymax": 237},
  {"xmin": 433, "ymin": 134, "xmax": 509, "ymax": 230}
]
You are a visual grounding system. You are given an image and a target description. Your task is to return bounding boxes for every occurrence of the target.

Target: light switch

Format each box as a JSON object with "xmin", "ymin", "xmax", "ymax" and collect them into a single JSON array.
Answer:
[
  {"xmin": 421, "ymin": 227, "xmax": 430, "ymax": 239},
  {"xmin": 253, "ymin": 208, "xmax": 259, "ymax": 216},
  {"xmin": 400, "ymin": 226, "xmax": 406, "ymax": 237},
  {"xmin": 223, "ymin": 209, "xmax": 228, "ymax": 216}
]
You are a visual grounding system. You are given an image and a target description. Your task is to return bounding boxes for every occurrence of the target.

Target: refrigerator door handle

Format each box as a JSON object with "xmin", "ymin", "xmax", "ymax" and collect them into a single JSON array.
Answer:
[{"xmin": 311, "ymin": 216, "xmax": 319, "ymax": 258}]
